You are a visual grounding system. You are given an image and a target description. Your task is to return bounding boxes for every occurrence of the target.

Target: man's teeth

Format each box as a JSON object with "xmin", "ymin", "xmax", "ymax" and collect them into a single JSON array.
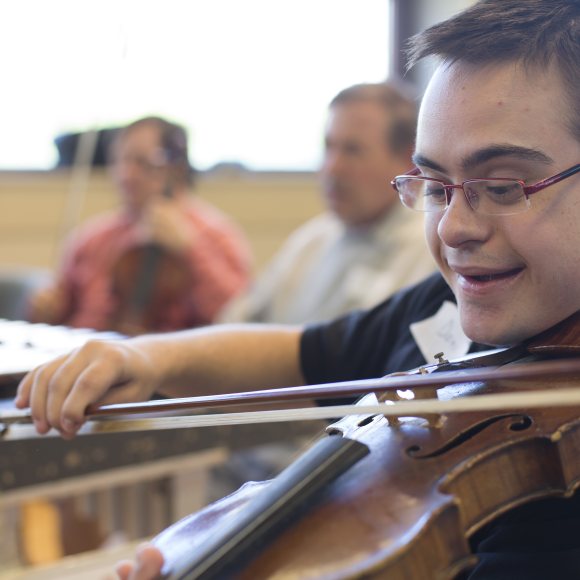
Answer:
[{"xmin": 470, "ymin": 270, "xmax": 518, "ymax": 281}]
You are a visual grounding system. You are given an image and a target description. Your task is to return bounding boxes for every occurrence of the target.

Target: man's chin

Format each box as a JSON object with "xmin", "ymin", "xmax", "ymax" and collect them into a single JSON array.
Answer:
[
  {"xmin": 459, "ymin": 308, "xmax": 515, "ymax": 348},
  {"xmin": 326, "ymin": 200, "xmax": 349, "ymax": 218}
]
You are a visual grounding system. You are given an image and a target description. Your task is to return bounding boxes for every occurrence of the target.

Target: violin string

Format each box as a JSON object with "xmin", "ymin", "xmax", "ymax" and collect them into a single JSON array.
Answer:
[
  {"xmin": 74, "ymin": 385, "xmax": 580, "ymax": 433},
  {"xmin": 4, "ymin": 383, "xmax": 580, "ymax": 435}
]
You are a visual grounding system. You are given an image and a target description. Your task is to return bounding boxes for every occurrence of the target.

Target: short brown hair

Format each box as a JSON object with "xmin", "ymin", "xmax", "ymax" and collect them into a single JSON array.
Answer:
[
  {"xmin": 329, "ymin": 81, "xmax": 418, "ymax": 155},
  {"xmin": 407, "ymin": 0, "xmax": 580, "ymax": 141},
  {"xmin": 117, "ymin": 116, "xmax": 195, "ymax": 186}
]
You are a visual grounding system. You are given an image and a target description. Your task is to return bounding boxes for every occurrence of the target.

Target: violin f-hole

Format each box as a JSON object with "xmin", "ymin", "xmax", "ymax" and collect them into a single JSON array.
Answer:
[{"xmin": 406, "ymin": 414, "xmax": 533, "ymax": 459}]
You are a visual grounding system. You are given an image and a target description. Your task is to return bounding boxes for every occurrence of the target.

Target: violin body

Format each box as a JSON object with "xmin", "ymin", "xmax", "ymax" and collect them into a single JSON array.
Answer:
[
  {"xmin": 109, "ymin": 172, "xmax": 194, "ymax": 335},
  {"xmin": 110, "ymin": 242, "xmax": 191, "ymax": 335},
  {"xmin": 153, "ymin": 373, "xmax": 580, "ymax": 579}
]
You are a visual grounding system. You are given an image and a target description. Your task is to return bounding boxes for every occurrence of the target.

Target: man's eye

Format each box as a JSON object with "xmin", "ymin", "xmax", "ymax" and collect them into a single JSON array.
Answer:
[
  {"xmin": 424, "ymin": 186, "xmax": 446, "ymax": 200},
  {"xmin": 486, "ymin": 184, "xmax": 517, "ymax": 196},
  {"xmin": 479, "ymin": 182, "xmax": 523, "ymax": 204}
]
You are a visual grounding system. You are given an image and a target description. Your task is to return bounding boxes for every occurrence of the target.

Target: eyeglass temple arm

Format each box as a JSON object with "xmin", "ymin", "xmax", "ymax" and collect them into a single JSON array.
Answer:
[
  {"xmin": 525, "ymin": 164, "xmax": 580, "ymax": 196},
  {"xmin": 390, "ymin": 167, "xmax": 421, "ymax": 191}
]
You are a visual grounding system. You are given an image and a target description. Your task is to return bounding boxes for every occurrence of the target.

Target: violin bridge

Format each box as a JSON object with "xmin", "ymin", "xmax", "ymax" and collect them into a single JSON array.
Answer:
[
  {"xmin": 415, "ymin": 389, "xmax": 443, "ymax": 428},
  {"xmin": 417, "ymin": 358, "xmax": 445, "ymax": 427},
  {"xmin": 377, "ymin": 365, "xmax": 443, "ymax": 428}
]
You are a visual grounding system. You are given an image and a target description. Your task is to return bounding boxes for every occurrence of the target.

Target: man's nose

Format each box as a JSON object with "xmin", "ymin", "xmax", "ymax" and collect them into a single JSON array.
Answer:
[
  {"xmin": 436, "ymin": 186, "xmax": 488, "ymax": 248},
  {"xmin": 116, "ymin": 161, "xmax": 142, "ymax": 181}
]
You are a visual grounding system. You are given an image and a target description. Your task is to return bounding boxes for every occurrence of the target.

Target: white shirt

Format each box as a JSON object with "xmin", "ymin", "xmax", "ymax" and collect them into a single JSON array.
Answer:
[{"xmin": 220, "ymin": 205, "xmax": 436, "ymax": 324}]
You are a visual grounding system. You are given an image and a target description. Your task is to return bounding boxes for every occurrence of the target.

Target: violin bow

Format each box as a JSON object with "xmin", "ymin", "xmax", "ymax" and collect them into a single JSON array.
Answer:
[{"xmin": 3, "ymin": 357, "xmax": 580, "ymax": 433}]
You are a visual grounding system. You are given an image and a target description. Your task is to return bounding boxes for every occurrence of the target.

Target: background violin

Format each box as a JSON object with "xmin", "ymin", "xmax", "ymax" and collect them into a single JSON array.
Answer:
[
  {"xmin": 109, "ymin": 184, "xmax": 192, "ymax": 336},
  {"xmin": 107, "ymin": 117, "xmax": 195, "ymax": 335}
]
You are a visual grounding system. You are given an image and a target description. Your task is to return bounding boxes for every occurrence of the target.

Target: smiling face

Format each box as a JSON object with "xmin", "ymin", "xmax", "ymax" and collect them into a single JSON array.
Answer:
[{"xmin": 417, "ymin": 61, "xmax": 580, "ymax": 346}]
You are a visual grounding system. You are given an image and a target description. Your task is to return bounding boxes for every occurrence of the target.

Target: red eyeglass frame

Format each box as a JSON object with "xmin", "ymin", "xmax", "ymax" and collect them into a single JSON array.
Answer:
[{"xmin": 391, "ymin": 164, "xmax": 580, "ymax": 201}]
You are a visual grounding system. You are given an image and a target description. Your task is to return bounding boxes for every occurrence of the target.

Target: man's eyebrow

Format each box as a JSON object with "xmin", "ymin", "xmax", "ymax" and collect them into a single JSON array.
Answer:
[
  {"xmin": 412, "ymin": 146, "xmax": 554, "ymax": 174},
  {"xmin": 411, "ymin": 154, "xmax": 444, "ymax": 172},
  {"xmin": 461, "ymin": 145, "xmax": 554, "ymax": 170}
]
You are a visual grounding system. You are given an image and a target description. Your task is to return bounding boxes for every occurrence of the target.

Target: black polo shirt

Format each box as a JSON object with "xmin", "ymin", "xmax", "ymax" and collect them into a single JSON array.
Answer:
[{"xmin": 300, "ymin": 272, "xmax": 580, "ymax": 579}]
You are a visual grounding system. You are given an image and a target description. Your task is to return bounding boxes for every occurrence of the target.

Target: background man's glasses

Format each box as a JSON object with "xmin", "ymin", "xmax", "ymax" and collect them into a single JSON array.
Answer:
[
  {"xmin": 391, "ymin": 163, "xmax": 580, "ymax": 216},
  {"xmin": 111, "ymin": 151, "xmax": 169, "ymax": 173}
]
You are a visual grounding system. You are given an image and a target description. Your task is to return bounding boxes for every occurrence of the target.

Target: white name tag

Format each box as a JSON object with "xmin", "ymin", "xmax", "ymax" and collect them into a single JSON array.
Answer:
[{"xmin": 410, "ymin": 301, "xmax": 472, "ymax": 364}]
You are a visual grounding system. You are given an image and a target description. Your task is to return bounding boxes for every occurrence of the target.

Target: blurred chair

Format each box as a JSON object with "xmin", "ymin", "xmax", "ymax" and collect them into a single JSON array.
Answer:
[{"xmin": 0, "ymin": 267, "xmax": 51, "ymax": 321}]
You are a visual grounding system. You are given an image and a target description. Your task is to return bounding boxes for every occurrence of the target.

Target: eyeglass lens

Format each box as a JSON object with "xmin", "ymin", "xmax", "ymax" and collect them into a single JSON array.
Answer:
[{"xmin": 397, "ymin": 177, "xmax": 528, "ymax": 215}]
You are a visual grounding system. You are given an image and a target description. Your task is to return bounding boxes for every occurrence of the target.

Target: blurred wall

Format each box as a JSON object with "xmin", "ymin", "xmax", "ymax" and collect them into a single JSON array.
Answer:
[
  {"xmin": 1, "ymin": 0, "xmax": 478, "ymax": 276},
  {"xmin": 0, "ymin": 170, "xmax": 322, "ymax": 273},
  {"xmin": 391, "ymin": 0, "xmax": 477, "ymax": 92}
]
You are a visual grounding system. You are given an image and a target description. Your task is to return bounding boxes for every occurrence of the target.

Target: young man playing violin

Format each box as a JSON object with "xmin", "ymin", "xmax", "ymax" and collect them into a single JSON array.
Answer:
[{"xmin": 15, "ymin": 0, "xmax": 580, "ymax": 578}]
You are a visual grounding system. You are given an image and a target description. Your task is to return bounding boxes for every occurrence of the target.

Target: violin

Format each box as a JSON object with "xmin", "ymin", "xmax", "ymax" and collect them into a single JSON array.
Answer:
[
  {"xmin": 110, "ymin": 241, "xmax": 191, "ymax": 335},
  {"xmin": 109, "ymin": 183, "xmax": 192, "ymax": 336},
  {"xmin": 5, "ymin": 315, "xmax": 580, "ymax": 578},
  {"xmin": 131, "ymin": 312, "xmax": 580, "ymax": 579}
]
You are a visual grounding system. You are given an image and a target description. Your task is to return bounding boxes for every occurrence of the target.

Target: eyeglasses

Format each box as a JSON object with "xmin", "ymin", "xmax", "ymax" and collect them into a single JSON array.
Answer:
[
  {"xmin": 111, "ymin": 151, "xmax": 169, "ymax": 173},
  {"xmin": 391, "ymin": 163, "xmax": 580, "ymax": 216}
]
